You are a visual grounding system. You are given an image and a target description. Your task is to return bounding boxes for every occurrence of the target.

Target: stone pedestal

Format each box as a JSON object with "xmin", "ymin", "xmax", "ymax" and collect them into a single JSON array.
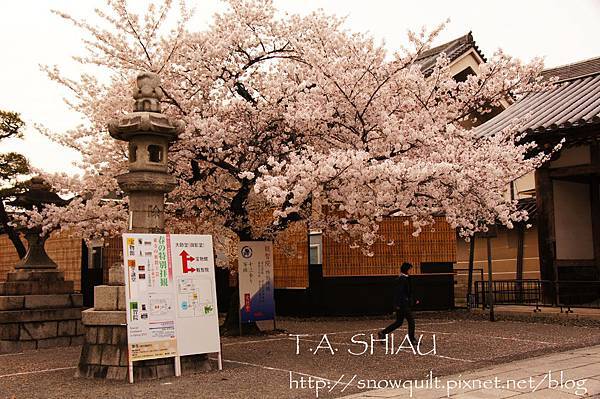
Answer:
[
  {"xmin": 0, "ymin": 270, "xmax": 83, "ymax": 353},
  {"xmin": 77, "ymin": 264, "xmax": 211, "ymax": 380}
]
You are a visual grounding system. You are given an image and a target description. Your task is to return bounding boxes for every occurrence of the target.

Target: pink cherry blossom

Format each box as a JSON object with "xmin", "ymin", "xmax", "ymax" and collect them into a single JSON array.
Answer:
[{"xmin": 23, "ymin": 0, "xmax": 554, "ymax": 262}]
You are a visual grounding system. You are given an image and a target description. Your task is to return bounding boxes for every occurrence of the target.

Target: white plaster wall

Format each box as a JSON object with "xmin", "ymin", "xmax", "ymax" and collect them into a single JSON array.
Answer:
[
  {"xmin": 549, "ymin": 145, "xmax": 591, "ymax": 168},
  {"xmin": 553, "ymin": 180, "xmax": 594, "ymax": 259},
  {"xmin": 448, "ymin": 50, "xmax": 483, "ymax": 76}
]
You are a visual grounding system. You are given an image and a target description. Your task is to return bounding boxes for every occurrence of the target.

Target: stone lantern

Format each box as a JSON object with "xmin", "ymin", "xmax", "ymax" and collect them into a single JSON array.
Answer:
[
  {"xmin": 10, "ymin": 177, "xmax": 68, "ymax": 270},
  {"xmin": 78, "ymin": 72, "xmax": 208, "ymax": 380},
  {"xmin": 108, "ymin": 72, "xmax": 184, "ymax": 233},
  {"xmin": 0, "ymin": 177, "xmax": 83, "ymax": 353}
]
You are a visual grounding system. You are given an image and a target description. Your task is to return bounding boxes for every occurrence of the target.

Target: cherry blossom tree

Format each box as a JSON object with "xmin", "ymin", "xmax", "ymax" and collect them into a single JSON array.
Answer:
[{"xmin": 29, "ymin": 0, "xmax": 552, "ymax": 263}]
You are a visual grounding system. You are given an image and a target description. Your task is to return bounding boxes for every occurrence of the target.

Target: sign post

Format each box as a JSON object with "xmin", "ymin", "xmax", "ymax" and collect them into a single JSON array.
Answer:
[
  {"xmin": 122, "ymin": 233, "xmax": 222, "ymax": 383},
  {"xmin": 238, "ymin": 241, "xmax": 275, "ymax": 334}
]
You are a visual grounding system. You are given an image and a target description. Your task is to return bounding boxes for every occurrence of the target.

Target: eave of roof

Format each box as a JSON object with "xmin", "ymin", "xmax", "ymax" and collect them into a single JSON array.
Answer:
[
  {"xmin": 475, "ymin": 60, "xmax": 600, "ymax": 138},
  {"xmin": 541, "ymin": 56, "xmax": 600, "ymax": 82}
]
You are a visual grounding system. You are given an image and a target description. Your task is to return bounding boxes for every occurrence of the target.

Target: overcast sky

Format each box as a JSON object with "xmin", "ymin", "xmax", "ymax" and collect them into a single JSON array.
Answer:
[{"xmin": 1, "ymin": 0, "xmax": 599, "ymax": 175}]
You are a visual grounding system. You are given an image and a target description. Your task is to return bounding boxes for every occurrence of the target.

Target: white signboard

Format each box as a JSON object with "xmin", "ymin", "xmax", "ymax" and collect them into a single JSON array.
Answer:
[
  {"xmin": 171, "ymin": 234, "xmax": 221, "ymax": 356},
  {"xmin": 238, "ymin": 241, "xmax": 275, "ymax": 323},
  {"xmin": 123, "ymin": 233, "xmax": 221, "ymax": 381}
]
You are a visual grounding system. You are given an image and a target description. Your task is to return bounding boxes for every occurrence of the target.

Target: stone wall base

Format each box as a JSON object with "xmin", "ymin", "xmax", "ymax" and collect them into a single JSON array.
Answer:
[
  {"xmin": 78, "ymin": 323, "xmax": 211, "ymax": 380},
  {"xmin": 0, "ymin": 335, "xmax": 83, "ymax": 353},
  {"xmin": 0, "ymin": 271, "xmax": 83, "ymax": 354}
]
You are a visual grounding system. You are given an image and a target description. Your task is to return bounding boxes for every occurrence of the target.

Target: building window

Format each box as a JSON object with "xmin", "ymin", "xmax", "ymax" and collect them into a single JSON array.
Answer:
[
  {"xmin": 309, "ymin": 231, "xmax": 323, "ymax": 265},
  {"xmin": 309, "ymin": 244, "xmax": 321, "ymax": 265},
  {"xmin": 148, "ymin": 145, "xmax": 163, "ymax": 163}
]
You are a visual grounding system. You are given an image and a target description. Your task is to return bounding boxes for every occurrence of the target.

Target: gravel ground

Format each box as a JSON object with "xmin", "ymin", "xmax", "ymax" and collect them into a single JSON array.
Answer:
[{"xmin": 2, "ymin": 312, "xmax": 600, "ymax": 399}]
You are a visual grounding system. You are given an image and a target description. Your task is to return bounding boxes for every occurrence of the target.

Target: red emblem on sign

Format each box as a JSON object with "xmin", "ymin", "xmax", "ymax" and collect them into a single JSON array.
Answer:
[
  {"xmin": 244, "ymin": 294, "xmax": 251, "ymax": 312},
  {"xmin": 180, "ymin": 250, "xmax": 195, "ymax": 273}
]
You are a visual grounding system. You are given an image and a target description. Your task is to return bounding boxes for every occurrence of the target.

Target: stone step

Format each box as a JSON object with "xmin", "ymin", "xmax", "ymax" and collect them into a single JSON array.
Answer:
[
  {"xmin": 6, "ymin": 270, "xmax": 64, "ymax": 282},
  {"xmin": 0, "ymin": 280, "xmax": 74, "ymax": 296},
  {"xmin": 25, "ymin": 294, "xmax": 83, "ymax": 310},
  {"xmin": 0, "ymin": 294, "xmax": 83, "ymax": 311},
  {"xmin": 82, "ymin": 309, "xmax": 126, "ymax": 326},
  {"xmin": 0, "ymin": 307, "xmax": 82, "ymax": 324},
  {"xmin": 0, "ymin": 296, "xmax": 25, "ymax": 311}
]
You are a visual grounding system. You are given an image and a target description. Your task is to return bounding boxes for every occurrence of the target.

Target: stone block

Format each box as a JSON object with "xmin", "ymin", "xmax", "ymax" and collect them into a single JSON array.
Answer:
[
  {"xmin": 44, "ymin": 280, "xmax": 74, "ymax": 294},
  {"xmin": 78, "ymin": 342, "xmax": 90, "ymax": 364},
  {"xmin": 76, "ymin": 362, "xmax": 90, "ymax": 378},
  {"xmin": 106, "ymin": 366, "xmax": 128, "ymax": 380},
  {"xmin": 1, "ymin": 280, "xmax": 74, "ymax": 296},
  {"xmin": 85, "ymin": 326, "xmax": 98, "ymax": 344},
  {"xmin": 7, "ymin": 271, "xmax": 64, "ymax": 282},
  {"xmin": 1, "ymin": 281, "xmax": 33, "ymax": 295},
  {"xmin": 143, "ymin": 358, "xmax": 163, "ymax": 366},
  {"xmin": 32, "ymin": 280, "xmax": 74, "ymax": 295},
  {"xmin": 134, "ymin": 364, "xmax": 157, "ymax": 380},
  {"xmin": 71, "ymin": 294, "xmax": 83, "ymax": 307},
  {"xmin": 20, "ymin": 321, "xmax": 58, "ymax": 340},
  {"xmin": 0, "ymin": 339, "xmax": 36, "ymax": 353},
  {"xmin": 119, "ymin": 345, "xmax": 129, "ymax": 366},
  {"xmin": 108, "ymin": 264, "xmax": 125, "ymax": 286},
  {"xmin": 0, "ymin": 340, "xmax": 20, "ymax": 353},
  {"xmin": 76, "ymin": 319, "xmax": 85, "ymax": 336},
  {"xmin": 94, "ymin": 286, "xmax": 119, "ymax": 311},
  {"xmin": 97, "ymin": 326, "xmax": 113, "ymax": 344},
  {"xmin": 182, "ymin": 354, "xmax": 212, "ymax": 372},
  {"xmin": 117, "ymin": 286, "xmax": 126, "ymax": 311},
  {"xmin": 82, "ymin": 309, "xmax": 126, "ymax": 326},
  {"xmin": 0, "ymin": 323, "xmax": 20, "ymax": 340},
  {"xmin": 37, "ymin": 336, "xmax": 71, "ymax": 349},
  {"xmin": 24, "ymin": 294, "xmax": 72, "ymax": 309},
  {"xmin": 86, "ymin": 344, "xmax": 103, "ymax": 365},
  {"xmin": 112, "ymin": 325, "xmax": 127, "ymax": 345},
  {"xmin": 101, "ymin": 345, "xmax": 121, "ymax": 366},
  {"xmin": 0, "ymin": 308, "xmax": 82, "ymax": 324},
  {"xmin": 78, "ymin": 364, "xmax": 108, "ymax": 379},
  {"xmin": 0, "ymin": 296, "xmax": 24, "ymax": 311},
  {"xmin": 58, "ymin": 320, "xmax": 77, "ymax": 336},
  {"xmin": 156, "ymin": 363, "xmax": 175, "ymax": 379}
]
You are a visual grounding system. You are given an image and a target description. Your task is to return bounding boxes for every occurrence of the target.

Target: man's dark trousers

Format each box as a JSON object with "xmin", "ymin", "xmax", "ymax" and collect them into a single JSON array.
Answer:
[
  {"xmin": 381, "ymin": 274, "xmax": 416, "ymax": 341},
  {"xmin": 381, "ymin": 303, "xmax": 415, "ymax": 341}
]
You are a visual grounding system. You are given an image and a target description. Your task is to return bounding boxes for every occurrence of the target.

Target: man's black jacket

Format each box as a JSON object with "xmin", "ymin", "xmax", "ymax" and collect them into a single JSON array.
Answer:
[{"xmin": 393, "ymin": 274, "xmax": 412, "ymax": 308}]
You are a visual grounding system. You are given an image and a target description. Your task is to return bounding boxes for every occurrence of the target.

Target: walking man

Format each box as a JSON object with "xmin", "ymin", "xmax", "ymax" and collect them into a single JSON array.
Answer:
[{"xmin": 379, "ymin": 262, "xmax": 417, "ymax": 344}]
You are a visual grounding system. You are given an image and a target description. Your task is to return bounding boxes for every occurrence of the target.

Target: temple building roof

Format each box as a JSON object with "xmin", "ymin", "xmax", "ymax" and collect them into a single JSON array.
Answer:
[
  {"xmin": 415, "ymin": 31, "xmax": 486, "ymax": 76},
  {"xmin": 475, "ymin": 56, "xmax": 600, "ymax": 138}
]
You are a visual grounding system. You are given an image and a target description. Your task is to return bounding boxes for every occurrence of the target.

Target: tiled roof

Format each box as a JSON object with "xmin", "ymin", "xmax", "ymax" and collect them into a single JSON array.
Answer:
[
  {"xmin": 541, "ymin": 56, "xmax": 600, "ymax": 82},
  {"xmin": 415, "ymin": 31, "xmax": 486, "ymax": 76},
  {"xmin": 475, "ymin": 58, "xmax": 600, "ymax": 137}
]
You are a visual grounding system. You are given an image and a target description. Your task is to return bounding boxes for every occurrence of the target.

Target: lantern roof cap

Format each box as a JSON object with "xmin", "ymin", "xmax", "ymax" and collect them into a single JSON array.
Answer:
[
  {"xmin": 108, "ymin": 72, "xmax": 184, "ymax": 142},
  {"xmin": 8, "ymin": 176, "xmax": 69, "ymax": 210}
]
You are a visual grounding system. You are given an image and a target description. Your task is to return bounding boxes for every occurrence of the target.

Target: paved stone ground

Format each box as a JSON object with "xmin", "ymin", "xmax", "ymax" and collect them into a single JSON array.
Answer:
[
  {"xmin": 340, "ymin": 345, "xmax": 600, "ymax": 398},
  {"xmin": 1, "ymin": 313, "xmax": 600, "ymax": 398}
]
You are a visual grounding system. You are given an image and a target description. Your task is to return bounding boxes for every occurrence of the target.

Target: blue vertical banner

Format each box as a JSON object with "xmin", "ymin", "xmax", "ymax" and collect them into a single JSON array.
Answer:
[{"xmin": 238, "ymin": 241, "xmax": 275, "ymax": 322}]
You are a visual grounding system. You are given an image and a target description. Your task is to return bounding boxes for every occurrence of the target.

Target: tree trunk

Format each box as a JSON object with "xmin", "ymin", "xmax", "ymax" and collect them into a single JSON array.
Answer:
[
  {"xmin": 220, "ymin": 281, "xmax": 261, "ymax": 336},
  {"xmin": 0, "ymin": 200, "xmax": 26, "ymax": 259}
]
